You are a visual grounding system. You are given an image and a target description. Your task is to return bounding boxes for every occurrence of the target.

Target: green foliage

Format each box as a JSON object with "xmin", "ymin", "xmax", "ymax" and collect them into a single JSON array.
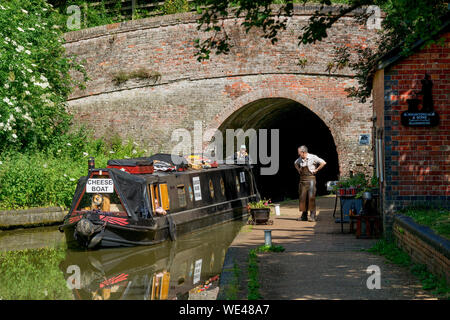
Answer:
[
  {"xmin": 368, "ymin": 238, "xmax": 411, "ymax": 267},
  {"xmin": 56, "ymin": 0, "xmax": 191, "ymax": 30},
  {"xmin": 247, "ymin": 244, "xmax": 285, "ymax": 299},
  {"xmin": 160, "ymin": 0, "xmax": 191, "ymax": 15},
  {"xmin": 0, "ymin": 129, "xmax": 149, "ymax": 210},
  {"xmin": 0, "ymin": 0, "xmax": 87, "ymax": 152},
  {"xmin": 247, "ymin": 249, "xmax": 262, "ymax": 300},
  {"xmin": 256, "ymin": 244, "xmax": 285, "ymax": 253},
  {"xmin": 399, "ymin": 207, "xmax": 450, "ymax": 240},
  {"xmin": 368, "ymin": 238, "xmax": 449, "ymax": 299},
  {"xmin": 112, "ymin": 68, "xmax": 162, "ymax": 85},
  {"xmin": 248, "ymin": 198, "xmax": 272, "ymax": 209},
  {"xmin": 0, "ymin": 245, "xmax": 72, "ymax": 300}
]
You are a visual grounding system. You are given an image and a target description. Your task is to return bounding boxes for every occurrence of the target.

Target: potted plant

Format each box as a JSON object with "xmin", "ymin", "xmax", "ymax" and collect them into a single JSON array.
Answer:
[{"xmin": 248, "ymin": 199, "xmax": 272, "ymax": 224}]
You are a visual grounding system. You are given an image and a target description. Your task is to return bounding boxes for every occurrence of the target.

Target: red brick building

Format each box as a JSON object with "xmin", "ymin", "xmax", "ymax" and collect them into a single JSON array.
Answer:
[{"xmin": 373, "ymin": 24, "xmax": 450, "ymax": 234}]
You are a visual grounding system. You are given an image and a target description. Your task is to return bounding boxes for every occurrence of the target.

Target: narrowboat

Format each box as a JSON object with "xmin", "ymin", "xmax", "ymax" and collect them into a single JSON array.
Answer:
[{"xmin": 58, "ymin": 154, "xmax": 260, "ymax": 249}]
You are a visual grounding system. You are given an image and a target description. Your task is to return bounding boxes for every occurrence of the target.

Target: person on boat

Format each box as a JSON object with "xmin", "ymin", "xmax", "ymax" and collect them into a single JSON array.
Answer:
[
  {"xmin": 294, "ymin": 145, "xmax": 326, "ymax": 222},
  {"xmin": 154, "ymin": 199, "xmax": 167, "ymax": 216},
  {"xmin": 235, "ymin": 145, "xmax": 250, "ymax": 164}
]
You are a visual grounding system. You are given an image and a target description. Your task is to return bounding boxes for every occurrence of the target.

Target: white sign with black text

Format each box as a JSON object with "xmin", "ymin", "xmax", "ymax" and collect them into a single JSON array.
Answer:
[{"xmin": 86, "ymin": 179, "xmax": 114, "ymax": 193}]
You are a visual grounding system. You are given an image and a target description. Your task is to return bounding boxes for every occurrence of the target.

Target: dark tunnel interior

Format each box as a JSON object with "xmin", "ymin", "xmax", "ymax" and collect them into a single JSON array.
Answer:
[{"xmin": 218, "ymin": 98, "xmax": 340, "ymax": 202}]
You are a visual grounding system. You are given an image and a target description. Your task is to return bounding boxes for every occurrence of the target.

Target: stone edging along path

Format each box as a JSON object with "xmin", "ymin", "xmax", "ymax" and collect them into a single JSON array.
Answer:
[{"xmin": 0, "ymin": 207, "xmax": 67, "ymax": 229}]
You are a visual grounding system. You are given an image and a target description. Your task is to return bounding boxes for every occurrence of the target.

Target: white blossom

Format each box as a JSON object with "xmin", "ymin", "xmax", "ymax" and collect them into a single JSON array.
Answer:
[
  {"xmin": 83, "ymin": 152, "xmax": 88, "ymax": 157},
  {"xmin": 17, "ymin": 27, "xmax": 25, "ymax": 33},
  {"xmin": 12, "ymin": 133, "xmax": 17, "ymax": 139},
  {"xmin": 21, "ymin": 9, "xmax": 28, "ymax": 14},
  {"xmin": 3, "ymin": 97, "xmax": 13, "ymax": 106},
  {"xmin": 25, "ymin": 50, "xmax": 31, "ymax": 55},
  {"xmin": 15, "ymin": 45, "xmax": 24, "ymax": 53},
  {"xmin": 23, "ymin": 113, "xmax": 33, "ymax": 122},
  {"xmin": 66, "ymin": 143, "xmax": 71, "ymax": 146}
]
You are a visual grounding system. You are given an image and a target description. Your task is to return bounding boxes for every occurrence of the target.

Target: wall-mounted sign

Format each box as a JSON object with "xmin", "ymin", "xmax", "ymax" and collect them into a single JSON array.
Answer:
[
  {"xmin": 359, "ymin": 134, "xmax": 370, "ymax": 145},
  {"xmin": 401, "ymin": 74, "xmax": 439, "ymax": 127}
]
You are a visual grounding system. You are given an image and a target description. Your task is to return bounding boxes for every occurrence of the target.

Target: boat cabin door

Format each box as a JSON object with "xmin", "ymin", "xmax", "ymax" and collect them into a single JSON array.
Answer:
[{"xmin": 149, "ymin": 183, "xmax": 170, "ymax": 214}]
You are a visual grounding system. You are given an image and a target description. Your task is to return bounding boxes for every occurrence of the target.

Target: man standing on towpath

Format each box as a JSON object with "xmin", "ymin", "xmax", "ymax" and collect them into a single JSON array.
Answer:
[{"xmin": 294, "ymin": 146, "xmax": 326, "ymax": 222}]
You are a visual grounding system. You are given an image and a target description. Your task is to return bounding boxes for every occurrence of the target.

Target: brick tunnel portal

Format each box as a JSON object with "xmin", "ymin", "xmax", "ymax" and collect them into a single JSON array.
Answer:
[{"xmin": 218, "ymin": 98, "xmax": 340, "ymax": 202}]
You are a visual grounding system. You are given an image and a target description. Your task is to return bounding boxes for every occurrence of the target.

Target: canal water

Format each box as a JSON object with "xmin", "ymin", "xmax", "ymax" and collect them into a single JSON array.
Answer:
[{"xmin": 0, "ymin": 218, "xmax": 246, "ymax": 300}]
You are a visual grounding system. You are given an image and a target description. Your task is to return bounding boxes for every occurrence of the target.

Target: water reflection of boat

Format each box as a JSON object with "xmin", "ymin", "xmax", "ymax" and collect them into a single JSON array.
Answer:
[
  {"xmin": 59, "ymin": 154, "xmax": 259, "ymax": 249},
  {"xmin": 59, "ymin": 219, "xmax": 244, "ymax": 300}
]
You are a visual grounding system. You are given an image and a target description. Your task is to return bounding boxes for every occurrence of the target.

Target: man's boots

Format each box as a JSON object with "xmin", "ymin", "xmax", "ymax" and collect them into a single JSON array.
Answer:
[
  {"xmin": 298, "ymin": 211, "xmax": 308, "ymax": 221},
  {"xmin": 308, "ymin": 211, "xmax": 316, "ymax": 222}
]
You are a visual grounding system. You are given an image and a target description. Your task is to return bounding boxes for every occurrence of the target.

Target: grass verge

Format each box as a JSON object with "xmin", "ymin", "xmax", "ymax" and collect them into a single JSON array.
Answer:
[
  {"xmin": 399, "ymin": 207, "xmax": 450, "ymax": 240},
  {"xmin": 247, "ymin": 245, "xmax": 285, "ymax": 300},
  {"xmin": 368, "ymin": 238, "xmax": 449, "ymax": 299}
]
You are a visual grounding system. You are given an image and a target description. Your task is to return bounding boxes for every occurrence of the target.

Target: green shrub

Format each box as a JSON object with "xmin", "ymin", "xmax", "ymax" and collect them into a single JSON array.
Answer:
[
  {"xmin": 0, "ymin": 129, "xmax": 149, "ymax": 210},
  {"xmin": 0, "ymin": 0, "xmax": 87, "ymax": 153}
]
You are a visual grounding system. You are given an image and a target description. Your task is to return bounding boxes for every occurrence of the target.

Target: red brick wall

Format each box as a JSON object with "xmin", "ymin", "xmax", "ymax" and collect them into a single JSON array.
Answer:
[{"xmin": 382, "ymin": 32, "xmax": 450, "ymax": 212}]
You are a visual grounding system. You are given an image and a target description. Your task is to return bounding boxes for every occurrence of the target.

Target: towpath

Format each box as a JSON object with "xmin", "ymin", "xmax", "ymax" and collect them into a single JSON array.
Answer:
[{"xmin": 218, "ymin": 195, "xmax": 436, "ymax": 300}]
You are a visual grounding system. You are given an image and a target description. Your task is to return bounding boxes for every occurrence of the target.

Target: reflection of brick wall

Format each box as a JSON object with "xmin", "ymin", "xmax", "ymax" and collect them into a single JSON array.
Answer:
[
  {"xmin": 382, "ymin": 32, "xmax": 450, "ymax": 220},
  {"xmin": 393, "ymin": 215, "xmax": 450, "ymax": 283}
]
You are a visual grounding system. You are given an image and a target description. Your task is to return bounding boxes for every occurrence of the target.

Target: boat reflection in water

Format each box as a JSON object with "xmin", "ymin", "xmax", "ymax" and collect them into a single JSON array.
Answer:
[{"xmin": 59, "ymin": 218, "xmax": 245, "ymax": 300}]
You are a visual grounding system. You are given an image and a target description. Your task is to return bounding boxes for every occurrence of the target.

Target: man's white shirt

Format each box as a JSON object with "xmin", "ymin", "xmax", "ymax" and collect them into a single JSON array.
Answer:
[{"xmin": 294, "ymin": 153, "xmax": 325, "ymax": 173}]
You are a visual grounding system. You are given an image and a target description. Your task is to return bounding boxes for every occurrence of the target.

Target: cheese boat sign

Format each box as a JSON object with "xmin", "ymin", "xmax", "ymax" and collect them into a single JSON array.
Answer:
[{"xmin": 86, "ymin": 179, "xmax": 114, "ymax": 193}]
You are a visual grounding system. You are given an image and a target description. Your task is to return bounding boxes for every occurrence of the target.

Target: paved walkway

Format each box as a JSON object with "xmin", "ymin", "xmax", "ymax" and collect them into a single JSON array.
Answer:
[{"xmin": 221, "ymin": 196, "xmax": 436, "ymax": 300}]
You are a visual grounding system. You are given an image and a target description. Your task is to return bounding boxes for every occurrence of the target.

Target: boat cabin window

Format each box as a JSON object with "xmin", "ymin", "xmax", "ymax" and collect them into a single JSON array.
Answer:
[
  {"xmin": 177, "ymin": 184, "xmax": 187, "ymax": 207},
  {"xmin": 220, "ymin": 177, "xmax": 225, "ymax": 196},
  {"xmin": 235, "ymin": 175, "xmax": 241, "ymax": 193},
  {"xmin": 149, "ymin": 183, "xmax": 170, "ymax": 213},
  {"xmin": 76, "ymin": 176, "xmax": 125, "ymax": 214},
  {"xmin": 209, "ymin": 179, "xmax": 215, "ymax": 199}
]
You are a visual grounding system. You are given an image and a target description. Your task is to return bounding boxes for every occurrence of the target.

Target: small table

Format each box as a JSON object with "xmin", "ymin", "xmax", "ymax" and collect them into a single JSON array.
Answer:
[{"xmin": 333, "ymin": 194, "xmax": 362, "ymax": 233}]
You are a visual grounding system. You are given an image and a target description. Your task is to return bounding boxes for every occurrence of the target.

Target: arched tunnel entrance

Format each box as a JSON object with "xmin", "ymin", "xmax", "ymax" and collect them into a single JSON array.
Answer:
[{"xmin": 218, "ymin": 98, "xmax": 340, "ymax": 202}]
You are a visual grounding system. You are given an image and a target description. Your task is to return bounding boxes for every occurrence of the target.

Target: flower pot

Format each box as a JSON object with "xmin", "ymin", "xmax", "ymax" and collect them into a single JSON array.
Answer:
[{"xmin": 250, "ymin": 208, "xmax": 271, "ymax": 224}]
